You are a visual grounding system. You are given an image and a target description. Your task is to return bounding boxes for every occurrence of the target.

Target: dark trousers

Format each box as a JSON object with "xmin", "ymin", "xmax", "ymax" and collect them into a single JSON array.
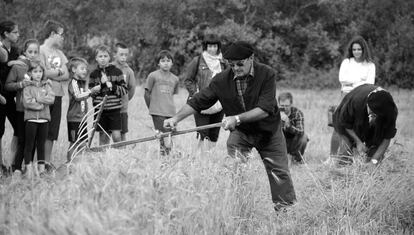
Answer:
[
  {"xmin": 285, "ymin": 133, "xmax": 309, "ymax": 161},
  {"xmin": 24, "ymin": 122, "xmax": 48, "ymax": 165},
  {"xmin": 226, "ymin": 125, "xmax": 296, "ymax": 205},
  {"xmin": 330, "ymin": 130, "xmax": 341, "ymax": 155},
  {"xmin": 194, "ymin": 110, "xmax": 224, "ymax": 142},
  {"xmin": 0, "ymin": 95, "xmax": 17, "ymax": 138},
  {"xmin": 12, "ymin": 111, "xmax": 26, "ymax": 170},
  {"xmin": 151, "ymin": 115, "xmax": 172, "ymax": 155}
]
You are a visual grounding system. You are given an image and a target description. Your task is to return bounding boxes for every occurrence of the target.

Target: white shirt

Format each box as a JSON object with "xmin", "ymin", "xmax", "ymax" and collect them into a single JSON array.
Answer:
[{"xmin": 339, "ymin": 58, "xmax": 375, "ymax": 93}]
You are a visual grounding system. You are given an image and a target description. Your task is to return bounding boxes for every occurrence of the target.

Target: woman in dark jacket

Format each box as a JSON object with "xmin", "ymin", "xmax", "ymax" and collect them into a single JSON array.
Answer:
[{"xmin": 184, "ymin": 34, "xmax": 226, "ymax": 149}]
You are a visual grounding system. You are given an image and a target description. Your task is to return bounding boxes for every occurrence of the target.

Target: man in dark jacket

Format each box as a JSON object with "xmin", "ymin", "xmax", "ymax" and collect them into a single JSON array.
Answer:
[
  {"xmin": 164, "ymin": 41, "xmax": 296, "ymax": 211},
  {"xmin": 332, "ymin": 84, "xmax": 398, "ymax": 165}
]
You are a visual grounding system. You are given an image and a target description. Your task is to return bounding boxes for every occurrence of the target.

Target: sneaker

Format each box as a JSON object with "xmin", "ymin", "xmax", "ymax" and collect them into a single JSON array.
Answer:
[
  {"xmin": 24, "ymin": 164, "xmax": 34, "ymax": 179},
  {"xmin": 12, "ymin": 170, "xmax": 22, "ymax": 179},
  {"xmin": 38, "ymin": 164, "xmax": 46, "ymax": 176},
  {"xmin": 45, "ymin": 163, "xmax": 54, "ymax": 173}
]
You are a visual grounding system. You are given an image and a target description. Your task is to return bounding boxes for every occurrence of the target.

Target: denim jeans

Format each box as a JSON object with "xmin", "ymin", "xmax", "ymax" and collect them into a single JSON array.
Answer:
[{"xmin": 226, "ymin": 125, "xmax": 297, "ymax": 205}]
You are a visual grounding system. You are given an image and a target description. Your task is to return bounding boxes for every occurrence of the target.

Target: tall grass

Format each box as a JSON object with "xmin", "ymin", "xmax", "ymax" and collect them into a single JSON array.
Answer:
[{"xmin": 0, "ymin": 87, "xmax": 413, "ymax": 234}]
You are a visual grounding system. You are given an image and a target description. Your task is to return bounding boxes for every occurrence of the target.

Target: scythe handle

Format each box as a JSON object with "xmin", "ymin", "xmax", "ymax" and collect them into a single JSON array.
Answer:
[{"xmin": 88, "ymin": 122, "xmax": 223, "ymax": 151}]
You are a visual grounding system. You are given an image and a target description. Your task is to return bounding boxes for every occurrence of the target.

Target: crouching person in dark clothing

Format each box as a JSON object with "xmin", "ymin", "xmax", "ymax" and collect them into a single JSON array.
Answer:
[
  {"xmin": 332, "ymin": 84, "xmax": 398, "ymax": 166},
  {"xmin": 278, "ymin": 92, "xmax": 309, "ymax": 164},
  {"xmin": 164, "ymin": 41, "xmax": 296, "ymax": 212}
]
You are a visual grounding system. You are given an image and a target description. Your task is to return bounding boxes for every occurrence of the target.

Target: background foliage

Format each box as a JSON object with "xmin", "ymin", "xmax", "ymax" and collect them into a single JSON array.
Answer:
[{"xmin": 1, "ymin": 0, "xmax": 414, "ymax": 88}]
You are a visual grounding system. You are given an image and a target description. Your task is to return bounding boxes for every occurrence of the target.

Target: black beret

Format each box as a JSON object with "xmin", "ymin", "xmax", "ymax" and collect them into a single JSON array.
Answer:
[{"xmin": 223, "ymin": 41, "xmax": 254, "ymax": 60}]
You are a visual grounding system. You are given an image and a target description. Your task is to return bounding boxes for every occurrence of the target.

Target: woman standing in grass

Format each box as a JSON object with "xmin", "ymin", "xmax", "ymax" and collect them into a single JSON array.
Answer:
[
  {"xmin": 330, "ymin": 35, "xmax": 376, "ymax": 158},
  {"xmin": 184, "ymin": 34, "xmax": 226, "ymax": 150},
  {"xmin": 0, "ymin": 20, "xmax": 20, "ymax": 174}
]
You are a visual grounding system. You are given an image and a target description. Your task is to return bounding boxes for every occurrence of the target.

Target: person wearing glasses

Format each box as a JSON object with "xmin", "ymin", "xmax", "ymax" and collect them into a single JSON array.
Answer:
[
  {"xmin": 332, "ymin": 84, "xmax": 397, "ymax": 166},
  {"xmin": 184, "ymin": 34, "xmax": 226, "ymax": 150},
  {"xmin": 278, "ymin": 92, "xmax": 308, "ymax": 164},
  {"xmin": 38, "ymin": 20, "xmax": 69, "ymax": 172},
  {"xmin": 0, "ymin": 20, "xmax": 20, "ymax": 175},
  {"xmin": 164, "ymin": 41, "xmax": 296, "ymax": 212}
]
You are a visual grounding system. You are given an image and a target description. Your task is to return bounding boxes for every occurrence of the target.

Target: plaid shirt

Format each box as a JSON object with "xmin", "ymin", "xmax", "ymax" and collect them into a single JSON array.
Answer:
[
  {"xmin": 283, "ymin": 106, "xmax": 305, "ymax": 136},
  {"xmin": 233, "ymin": 65, "xmax": 254, "ymax": 111}
]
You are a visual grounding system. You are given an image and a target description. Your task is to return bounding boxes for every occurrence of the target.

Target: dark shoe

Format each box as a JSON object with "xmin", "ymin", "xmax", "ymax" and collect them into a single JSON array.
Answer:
[
  {"xmin": 293, "ymin": 157, "xmax": 304, "ymax": 164},
  {"xmin": 45, "ymin": 163, "xmax": 55, "ymax": 173},
  {"xmin": 1, "ymin": 164, "xmax": 11, "ymax": 177},
  {"xmin": 274, "ymin": 202, "xmax": 295, "ymax": 212}
]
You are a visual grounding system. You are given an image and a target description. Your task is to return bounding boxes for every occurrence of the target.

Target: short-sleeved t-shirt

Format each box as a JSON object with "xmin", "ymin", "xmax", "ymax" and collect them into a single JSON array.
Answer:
[
  {"xmin": 145, "ymin": 69, "xmax": 179, "ymax": 117},
  {"xmin": 333, "ymin": 84, "xmax": 397, "ymax": 146},
  {"xmin": 39, "ymin": 45, "xmax": 68, "ymax": 97}
]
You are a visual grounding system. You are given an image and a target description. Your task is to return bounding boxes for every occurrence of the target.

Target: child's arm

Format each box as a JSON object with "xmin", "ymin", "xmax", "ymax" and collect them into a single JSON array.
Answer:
[
  {"xmin": 5, "ymin": 66, "xmax": 33, "ymax": 91},
  {"xmin": 109, "ymin": 72, "xmax": 128, "ymax": 97},
  {"xmin": 143, "ymin": 72, "xmax": 155, "ymax": 109},
  {"xmin": 7, "ymin": 57, "xmax": 26, "ymax": 67},
  {"xmin": 40, "ymin": 51, "xmax": 70, "ymax": 82},
  {"xmin": 23, "ymin": 87, "xmax": 44, "ymax": 110},
  {"xmin": 69, "ymin": 80, "xmax": 91, "ymax": 101},
  {"xmin": 127, "ymin": 69, "xmax": 136, "ymax": 101},
  {"xmin": 89, "ymin": 72, "xmax": 102, "ymax": 97},
  {"xmin": 144, "ymin": 89, "xmax": 151, "ymax": 108},
  {"xmin": 38, "ymin": 83, "xmax": 55, "ymax": 105}
]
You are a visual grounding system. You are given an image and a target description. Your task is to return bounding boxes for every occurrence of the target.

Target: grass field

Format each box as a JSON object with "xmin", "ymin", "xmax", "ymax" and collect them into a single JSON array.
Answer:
[{"xmin": 0, "ymin": 86, "xmax": 413, "ymax": 234}]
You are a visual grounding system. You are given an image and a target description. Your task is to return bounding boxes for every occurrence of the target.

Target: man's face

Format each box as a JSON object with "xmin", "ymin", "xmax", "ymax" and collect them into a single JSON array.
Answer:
[
  {"xmin": 367, "ymin": 104, "xmax": 377, "ymax": 126},
  {"xmin": 96, "ymin": 51, "xmax": 110, "ymax": 67},
  {"xmin": 114, "ymin": 47, "xmax": 129, "ymax": 66},
  {"xmin": 228, "ymin": 56, "xmax": 253, "ymax": 77},
  {"xmin": 279, "ymin": 99, "xmax": 292, "ymax": 115}
]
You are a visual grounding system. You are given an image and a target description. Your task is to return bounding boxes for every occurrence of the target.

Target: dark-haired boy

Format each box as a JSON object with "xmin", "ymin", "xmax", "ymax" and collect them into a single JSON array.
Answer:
[
  {"xmin": 144, "ymin": 50, "xmax": 179, "ymax": 155},
  {"xmin": 89, "ymin": 45, "xmax": 127, "ymax": 145},
  {"xmin": 112, "ymin": 43, "xmax": 136, "ymax": 141},
  {"xmin": 38, "ymin": 20, "xmax": 69, "ymax": 169}
]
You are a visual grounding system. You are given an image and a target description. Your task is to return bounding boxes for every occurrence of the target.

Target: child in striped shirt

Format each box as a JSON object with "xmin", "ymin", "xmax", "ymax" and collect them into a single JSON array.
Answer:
[{"xmin": 89, "ymin": 45, "xmax": 127, "ymax": 146}]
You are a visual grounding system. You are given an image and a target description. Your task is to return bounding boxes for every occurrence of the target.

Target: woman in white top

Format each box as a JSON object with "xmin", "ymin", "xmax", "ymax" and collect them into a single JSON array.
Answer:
[
  {"xmin": 330, "ymin": 35, "xmax": 376, "ymax": 158},
  {"xmin": 339, "ymin": 35, "xmax": 375, "ymax": 94}
]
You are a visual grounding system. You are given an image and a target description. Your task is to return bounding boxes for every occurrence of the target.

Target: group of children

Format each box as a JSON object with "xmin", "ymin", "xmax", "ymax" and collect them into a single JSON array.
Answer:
[{"xmin": 1, "ymin": 20, "xmax": 182, "ymax": 177}]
